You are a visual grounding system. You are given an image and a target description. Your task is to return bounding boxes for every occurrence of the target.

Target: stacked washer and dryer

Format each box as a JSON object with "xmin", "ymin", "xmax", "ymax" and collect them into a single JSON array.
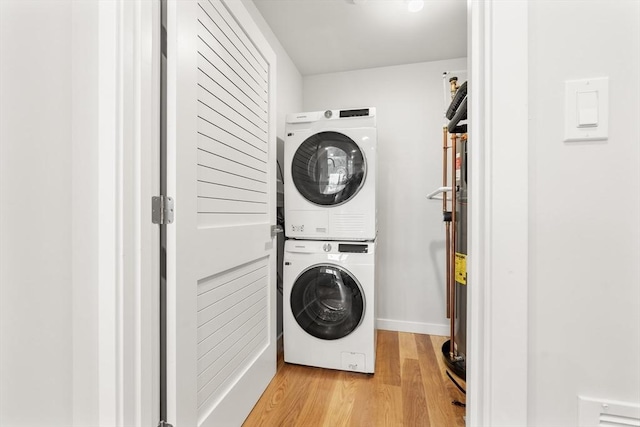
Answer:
[{"xmin": 283, "ymin": 108, "xmax": 378, "ymax": 373}]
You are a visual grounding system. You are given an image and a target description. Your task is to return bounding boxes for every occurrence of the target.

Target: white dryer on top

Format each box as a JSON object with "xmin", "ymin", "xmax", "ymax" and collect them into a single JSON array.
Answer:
[{"xmin": 284, "ymin": 108, "xmax": 377, "ymax": 241}]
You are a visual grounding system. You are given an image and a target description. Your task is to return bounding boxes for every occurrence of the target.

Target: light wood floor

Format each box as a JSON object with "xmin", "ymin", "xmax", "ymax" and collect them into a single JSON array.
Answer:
[{"xmin": 243, "ymin": 330, "xmax": 466, "ymax": 426}]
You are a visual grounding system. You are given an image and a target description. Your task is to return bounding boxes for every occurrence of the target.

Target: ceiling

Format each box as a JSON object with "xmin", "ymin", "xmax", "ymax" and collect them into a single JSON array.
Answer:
[{"xmin": 252, "ymin": 0, "xmax": 468, "ymax": 76}]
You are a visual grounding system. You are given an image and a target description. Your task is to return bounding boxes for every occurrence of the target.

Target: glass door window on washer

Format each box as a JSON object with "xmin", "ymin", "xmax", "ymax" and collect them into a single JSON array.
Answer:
[
  {"xmin": 290, "ymin": 265, "xmax": 365, "ymax": 340},
  {"xmin": 291, "ymin": 131, "xmax": 366, "ymax": 206}
]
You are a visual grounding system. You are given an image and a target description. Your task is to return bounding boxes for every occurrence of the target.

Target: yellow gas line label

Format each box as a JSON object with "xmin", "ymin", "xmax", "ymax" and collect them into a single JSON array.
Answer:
[{"xmin": 455, "ymin": 252, "xmax": 467, "ymax": 285}]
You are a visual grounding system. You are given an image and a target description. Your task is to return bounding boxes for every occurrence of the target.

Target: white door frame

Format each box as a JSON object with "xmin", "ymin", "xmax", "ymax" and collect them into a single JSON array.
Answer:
[
  {"xmin": 102, "ymin": 0, "xmax": 530, "ymax": 424},
  {"xmin": 467, "ymin": 0, "xmax": 529, "ymax": 426},
  {"xmin": 95, "ymin": 0, "xmax": 160, "ymax": 425}
]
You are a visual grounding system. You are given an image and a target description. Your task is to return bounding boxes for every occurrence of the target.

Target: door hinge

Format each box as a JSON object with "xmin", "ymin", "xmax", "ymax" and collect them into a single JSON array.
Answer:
[
  {"xmin": 271, "ymin": 224, "xmax": 283, "ymax": 237},
  {"xmin": 152, "ymin": 196, "xmax": 174, "ymax": 225},
  {"xmin": 158, "ymin": 421, "xmax": 173, "ymax": 427}
]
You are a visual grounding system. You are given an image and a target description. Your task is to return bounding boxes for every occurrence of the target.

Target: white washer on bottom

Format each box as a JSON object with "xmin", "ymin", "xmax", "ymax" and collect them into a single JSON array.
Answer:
[{"xmin": 283, "ymin": 240, "xmax": 377, "ymax": 373}]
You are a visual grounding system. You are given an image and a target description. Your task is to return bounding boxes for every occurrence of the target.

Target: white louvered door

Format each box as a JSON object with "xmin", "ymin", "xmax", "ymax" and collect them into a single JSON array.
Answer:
[{"xmin": 166, "ymin": 0, "xmax": 277, "ymax": 425}]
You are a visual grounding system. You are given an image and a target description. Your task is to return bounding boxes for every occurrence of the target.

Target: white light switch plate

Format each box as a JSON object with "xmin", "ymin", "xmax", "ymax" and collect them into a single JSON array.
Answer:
[{"xmin": 564, "ymin": 77, "xmax": 609, "ymax": 142}]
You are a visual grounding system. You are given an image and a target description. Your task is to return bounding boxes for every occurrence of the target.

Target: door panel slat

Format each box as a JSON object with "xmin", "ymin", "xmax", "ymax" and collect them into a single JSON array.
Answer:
[
  {"xmin": 197, "ymin": 304, "xmax": 266, "ymax": 379},
  {"xmin": 197, "ymin": 289, "xmax": 265, "ymax": 351},
  {"xmin": 197, "ymin": 324, "xmax": 268, "ymax": 409},
  {"xmin": 197, "ymin": 3, "xmax": 267, "ymax": 92},
  {"xmin": 198, "ymin": 101, "xmax": 266, "ymax": 152},
  {"xmin": 202, "ymin": 0, "xmax": 268, "ymax": 73},
  {"xmin": 197, "ymin": 38, "xmax": 266, "ymax": 113},
  {"xmin": 198, "ymin": 114, "xmax": 266, "ymax": 157},
  {"xmin": 196, "ymin": 268, "xmax": 266, "ymax": 317},
  {"xmin": 197, "ymin": 142, "xmax": 267, "ymax": 179},
  {"xmin": 197, "ymin": 57, "xmax": 267, "ymax": 122},
  {"xmin": 197, "ymin": 164, "xmax": 266, "ymax": 193},
  {"xmin": 198, "ymin": 82, "xmax": 267, "ymax": 140}
]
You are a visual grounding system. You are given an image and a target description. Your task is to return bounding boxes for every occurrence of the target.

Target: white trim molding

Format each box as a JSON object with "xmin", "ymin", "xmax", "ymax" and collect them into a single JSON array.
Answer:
[
  {"xmin": 376, "ymin": 318, "xmax": 450, "ymax": 337},
  {"xmin": 94, "ymin": 0, "xmax": 160, "ymax": 425},
  {"xmin": 468, "ymin": 0, "xmax": 529, "ymax": 426},
  {"xmin": 118, "ymin": 0, "xmax": 161, "ymax": 425},
  {"xmin": 97, "ymin": 1, "xmax": 120, "ymax": 424}
]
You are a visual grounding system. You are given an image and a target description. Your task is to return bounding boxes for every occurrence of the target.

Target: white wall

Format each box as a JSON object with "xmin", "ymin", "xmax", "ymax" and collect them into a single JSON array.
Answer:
[
  {"xmin": 71, "ymin": 2, "xmax": 101, "ymax": 423},
  {"xmin": 528, "ymin": 1, "xmax": 640, "ymax": 425},
  {"xmin": 0, "ymin": 2, "xmax": 109, "ymax": 425},
  {"xmin": 0, "ymin": 1, "xmax": 75, "ymax": 424},
  {"xmin": 304, "ymin": 58, "xmax": 467, "ymax": 335}
]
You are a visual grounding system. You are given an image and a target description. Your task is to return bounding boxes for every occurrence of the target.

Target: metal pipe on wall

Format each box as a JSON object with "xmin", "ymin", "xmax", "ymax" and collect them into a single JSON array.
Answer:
[
  {"xmin": 449, "ymin": 132, "xmax": 458, "ymax": 358},
  {"xmin": 445, "ymin": 222, "xmax": 451, "ymax": 319},
  {"xmin": 443, "ymin": 126, "xmax": 451, "ymax": 318}
]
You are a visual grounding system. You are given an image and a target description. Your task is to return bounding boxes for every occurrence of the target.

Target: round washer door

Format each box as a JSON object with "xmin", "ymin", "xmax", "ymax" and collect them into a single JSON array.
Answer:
[
  {"xmin": 290, "ymin": 264, "xmax": 364, "ymax": 340},
  {"xmin": 291, "ymin": 131, "xmax": 366, "ymax": 206}
]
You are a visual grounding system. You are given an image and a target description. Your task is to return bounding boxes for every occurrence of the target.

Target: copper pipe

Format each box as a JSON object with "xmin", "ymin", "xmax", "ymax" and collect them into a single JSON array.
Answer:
[
  {"xmin": 442, "ymin": 127, "xmax": 450, "ymax": 318},
  {"xmin": 449, "ymin": 132, "xmax": 458, "ymax": 358},
  {"xmin": 445, "ymin": 221, "xmax": 451, "ymax": 319}
]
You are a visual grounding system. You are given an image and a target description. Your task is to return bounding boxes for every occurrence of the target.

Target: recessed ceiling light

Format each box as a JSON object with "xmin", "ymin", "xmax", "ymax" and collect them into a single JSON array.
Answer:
[{"xmin": 407, "ymin": 0, "xmax": 424, "ymax": 12}]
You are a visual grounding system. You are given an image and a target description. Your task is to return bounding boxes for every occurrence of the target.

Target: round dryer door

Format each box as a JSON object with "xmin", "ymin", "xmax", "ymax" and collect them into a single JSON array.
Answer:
[
  {"xmin": 290, "ymin": 264, "xmax": 364, "ymax": 340},
  {"xmin": 291, "ymin": 131, "xmax": 366, "ymax": 206}
]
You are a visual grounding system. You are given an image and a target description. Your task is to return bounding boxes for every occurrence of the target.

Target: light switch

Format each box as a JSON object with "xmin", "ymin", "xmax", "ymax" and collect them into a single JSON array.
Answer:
[
  {"xmin": 577, "ymin": 91, "xmax": 598, "ymax": 127},
  {"xmin": 564, "ymin": 77, "xmax": 608, "ymax": 142}
]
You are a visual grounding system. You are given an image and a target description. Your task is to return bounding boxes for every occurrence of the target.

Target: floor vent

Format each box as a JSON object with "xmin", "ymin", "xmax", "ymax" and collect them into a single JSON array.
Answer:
[{"xmin": 579, "ymin": 396, "xmax": 640, "ymax": 427}]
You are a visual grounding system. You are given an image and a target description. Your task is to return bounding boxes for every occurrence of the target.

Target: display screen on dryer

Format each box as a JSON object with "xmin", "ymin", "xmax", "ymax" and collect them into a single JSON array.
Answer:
[{"xmin": 291, "ymin": 131, "xmax": 366, "ymax": 206}]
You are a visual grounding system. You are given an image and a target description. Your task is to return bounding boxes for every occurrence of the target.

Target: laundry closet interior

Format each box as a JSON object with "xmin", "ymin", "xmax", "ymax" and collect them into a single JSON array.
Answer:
[{"xmin": 242, "ymin": 0, "xmax": 469, "ymax": 425}]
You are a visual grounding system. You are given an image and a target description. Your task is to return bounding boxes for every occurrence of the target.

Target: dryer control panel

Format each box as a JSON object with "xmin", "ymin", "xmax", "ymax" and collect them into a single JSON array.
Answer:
[
  {"xmin": 338, "ymin": 244, "xmax": 368, "ymax": 253},
  {"xmin": 339, "ymin": 108, "xmax": 370, "ymax": 118},
  {"xmin": 286, "ymin": 107, "xmax": 376, "ymax": 124},
  {"xmin": 285, "ymin": 240, "xmax": 374, "ymax": 255}
]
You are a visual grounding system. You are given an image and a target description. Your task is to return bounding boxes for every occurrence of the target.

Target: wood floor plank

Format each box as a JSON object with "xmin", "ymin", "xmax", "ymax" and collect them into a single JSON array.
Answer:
[
  {"xmin": 373, "ymin": 384, "xmax": 403, "ymax": 427},
  {"xmin": 430, "ymin": 335, "xmax": 448, "ymax": 373},
  {"xmin": 430, "ymin": 335, "xmax": 466, "ymax": 426},
  {"xmin": 242, "ymin": 365, "xmax": 290, "ymax": 426},
  {"xmin": 295, "ymin": 367, "xmax": 337, "ymax": 427},
  {"xmin": 347, "ymin": 373, "xmax": 377, "ymax": 426},
  {"xmin": 398, "ymin": 331, "xmax": 419, "ymax": 362},
  {"xmin": 243, "ymin": 363, "xmax": 312, "ymax": 426},
  {"xmin": 244, "ymin": 332, "xmax": 464, "ymax": 427},
  {"xmin": 376, "ymin": 330, "xmax": 401, "ymax": 387},
  {"xmin": 401, "ymin": 358, "xmax": 430, "ymax": 426},
  {"xmin": 416, "ymin": 333, "xmax": 463, "ymax": 427},
  {"xmin": 322, "ymin": 370, "xmax": 359, "ymax": 426}
]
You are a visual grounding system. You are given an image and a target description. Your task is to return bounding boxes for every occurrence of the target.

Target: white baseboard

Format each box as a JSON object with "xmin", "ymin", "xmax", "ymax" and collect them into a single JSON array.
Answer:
[{"xmin": 376, "ymin": 318, "xmax": 450, "ymax": 337}]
